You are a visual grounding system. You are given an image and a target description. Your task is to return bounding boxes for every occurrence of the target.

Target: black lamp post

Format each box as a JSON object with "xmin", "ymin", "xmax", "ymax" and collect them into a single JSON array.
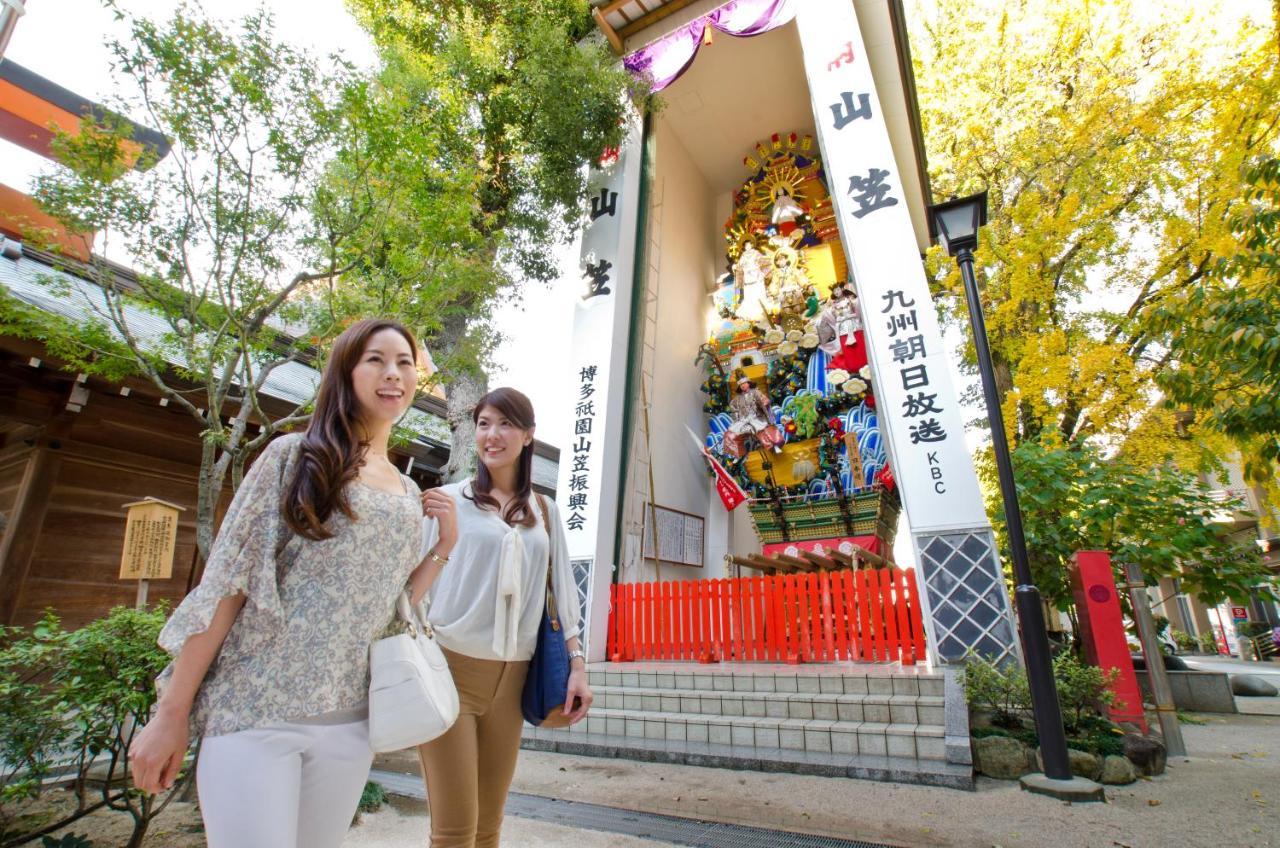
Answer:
[{"xmin": 929, "ymin": 191, "xmax": 1073, "ymax": 784}]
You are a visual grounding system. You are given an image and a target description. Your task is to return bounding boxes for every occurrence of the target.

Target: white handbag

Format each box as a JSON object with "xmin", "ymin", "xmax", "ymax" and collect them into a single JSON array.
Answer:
[{"xmin": 368, "ymin": 591, "xmax": 459, "ymax": 753}]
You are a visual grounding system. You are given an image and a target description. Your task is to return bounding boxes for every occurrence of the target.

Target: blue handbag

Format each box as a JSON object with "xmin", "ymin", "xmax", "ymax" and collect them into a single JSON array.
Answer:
[{"xmin": 522, "ymin": 495, "xmax": 577, "ymax": 727}]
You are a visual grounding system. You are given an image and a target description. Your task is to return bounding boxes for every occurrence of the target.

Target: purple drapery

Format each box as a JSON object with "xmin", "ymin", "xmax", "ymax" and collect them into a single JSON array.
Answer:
[{"xmin": 622, "ymin": 0, "xmax": 796, "ymax": 93}]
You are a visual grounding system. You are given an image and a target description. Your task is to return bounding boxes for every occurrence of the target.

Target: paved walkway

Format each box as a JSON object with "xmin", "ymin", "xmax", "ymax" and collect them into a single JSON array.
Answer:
[{"xmin": 348, "ymin": 710, "xmax": 1280, "ymax": 848}]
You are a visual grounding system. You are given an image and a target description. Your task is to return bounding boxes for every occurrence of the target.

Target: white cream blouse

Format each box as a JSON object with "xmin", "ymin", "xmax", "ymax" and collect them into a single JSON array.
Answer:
[{"xmin": 423, "ymin": 480, "xmax": 580, "ymax": 662}]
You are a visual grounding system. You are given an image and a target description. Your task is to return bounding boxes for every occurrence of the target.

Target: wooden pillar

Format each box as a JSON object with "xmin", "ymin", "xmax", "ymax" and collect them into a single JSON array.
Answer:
[{"xmin": 0, "ymin": 445, "xmax": 60, "ymax": 624}]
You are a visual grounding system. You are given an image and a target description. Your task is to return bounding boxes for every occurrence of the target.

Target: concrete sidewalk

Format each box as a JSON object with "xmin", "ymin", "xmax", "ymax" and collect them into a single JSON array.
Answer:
[{"xmin": 350, "ymin": 711, "xmax": 1279, "ymax": 848}]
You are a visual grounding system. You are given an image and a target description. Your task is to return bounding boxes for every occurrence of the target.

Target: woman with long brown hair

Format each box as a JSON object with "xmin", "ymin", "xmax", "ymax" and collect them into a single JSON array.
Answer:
[
  {"xmin": 416, "ymin": 386, "xmax": 592, "ymax": 848},
  {"xmin": 128, "ymin": 318, "xmax": 459, "ymax": 848}
]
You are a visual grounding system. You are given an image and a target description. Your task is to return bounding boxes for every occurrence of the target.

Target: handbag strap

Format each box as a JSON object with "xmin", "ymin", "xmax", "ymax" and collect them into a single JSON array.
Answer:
[
  {"xmin": 396, "ymin": 590, "xmax": 432, "ymax": 638},
  {"xmin": 535, "ymin": 494, "xmax": 560, "ymax": 632}
]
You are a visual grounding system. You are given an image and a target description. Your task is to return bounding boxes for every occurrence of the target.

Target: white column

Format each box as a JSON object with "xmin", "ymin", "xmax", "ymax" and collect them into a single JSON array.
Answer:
[
  {"xmin": 795, "ymin": 0, "xmax": 1017, "ymax": 664},
  {"xmin": 554, "ymin": 114, "xmax": 645, "ymax": 661}
]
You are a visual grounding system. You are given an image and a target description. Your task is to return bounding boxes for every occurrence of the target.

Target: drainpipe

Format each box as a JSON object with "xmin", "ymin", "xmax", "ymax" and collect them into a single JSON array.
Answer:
[{"xmin": 0, "ymin": 0, "xmax": 27, "ymax": 60}]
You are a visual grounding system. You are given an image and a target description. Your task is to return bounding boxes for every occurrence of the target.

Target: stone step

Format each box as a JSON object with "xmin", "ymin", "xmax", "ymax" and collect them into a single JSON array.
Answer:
[
  {"xmin": 587, "ymin": 664, "xmax": 943, "ymax": 698},
  {"xmin": 549, "ymin": 706, "xmax": 945, "ymax": 760},
  {"xmin": 593, "ymin": 685, "xmax": 945, "ymax": 726},
  {"xmin": 520, "ymin": 727, "xmax": 973, "ymax": 790}
]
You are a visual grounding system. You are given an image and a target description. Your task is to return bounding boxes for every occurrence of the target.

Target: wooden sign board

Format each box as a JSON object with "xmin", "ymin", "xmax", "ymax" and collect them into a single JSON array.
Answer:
[
  {"xmin": 119, "ymin": 498, "xmax": 184, "ymax": 580},
  {"xmin": 642, "ymin": 503, "xmax": 704, "ymax": 568}
]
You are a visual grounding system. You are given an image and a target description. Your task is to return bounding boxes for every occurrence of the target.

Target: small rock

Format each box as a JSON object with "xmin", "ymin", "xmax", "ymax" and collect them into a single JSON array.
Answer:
[
  {"xmin": 973, "ymin": 735, "xmax": 1032, "ymax": 779},
  {"xmin": 1101, "ymin": 755, "xmax": 1138, "ymax": 785},
  {"xmin": 1037, "ymin": 747, "xmax": 1104, "ymax": 781},
  {"xmin": 1124, "ymin": 733, "xmax": 1167, "ymax": 776},
  {"xmin": 1231, "ymin": 674, "xmax": 1279, "ymax": 697}
]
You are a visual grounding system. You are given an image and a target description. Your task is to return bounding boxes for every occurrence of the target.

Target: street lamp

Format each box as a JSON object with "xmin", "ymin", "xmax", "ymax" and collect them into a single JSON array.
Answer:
[{"xmin": 930, "ymin": 192, "xmax": 1098, "ymax": 799}]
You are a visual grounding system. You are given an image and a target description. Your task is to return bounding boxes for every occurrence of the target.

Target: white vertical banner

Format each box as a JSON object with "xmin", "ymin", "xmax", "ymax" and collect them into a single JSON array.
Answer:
[
  {"xmin": 556, "ymin": 113, "xmax": 644, "ymax": 660},
  {"xmin": 795, "ymin": 0, "xmax": 986, "ymax": 534},
  {"xmin": 796, "ymin": 2, "xmax": 1019, "ymax": 670}
]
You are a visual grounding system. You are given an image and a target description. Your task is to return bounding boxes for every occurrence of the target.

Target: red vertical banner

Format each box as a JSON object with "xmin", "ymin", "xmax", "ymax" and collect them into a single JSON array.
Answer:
[
  {"xmin": 893, "ymin": 569, "xmax": 915, "ymax": 665},
  {"xmin": 904, "ymin": 568, "xmax": 927, "ymax": 660},
  {"xmin": 879, "ymin": 568, "xmax": 900, "ymax": 661}
]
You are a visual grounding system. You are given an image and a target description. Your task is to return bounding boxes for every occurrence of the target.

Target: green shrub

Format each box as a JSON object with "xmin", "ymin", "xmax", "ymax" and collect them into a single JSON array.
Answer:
[
  {"xmin": 1053, "ymin": 653, "xmax": 1117, "ymax": 733},
  {"xmin": 42, "ymin": 835, "xmax": 94, "ymax": 847},
  {"xmin": 961, "ymin": 654, "xmax": 1030, "ymax": 728},
  {"xmin": 1197, "ymin": 630, "xmax": 1219, "ymax": 654},
  {"xmin": 1, "ymin": 615, "xmax": 76, "ymax": 841},
  {"xmin": 0, "ymin": 608, "xmax": 187, "ymax": 848},
  {"xmin": 1170, "ymin": 629, "xmax": 1197, "ymax": 652},
  {"xmin": 358, "ymin": 780, "xmax": 388, "ymax": 814}
]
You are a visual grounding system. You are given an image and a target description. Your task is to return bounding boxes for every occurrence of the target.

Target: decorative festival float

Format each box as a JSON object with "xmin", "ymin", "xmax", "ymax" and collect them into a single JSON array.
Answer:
[
  {"xmin": 559, "ymin": 0, "xmax": 1018, "ymax": 687},
  {"xmin": 600, "ymin": 131, "xmax": 927, "ymax": 668},
  {"xmin": 698, "ymin": 132, "xmax": 901, "ymax": 573}
]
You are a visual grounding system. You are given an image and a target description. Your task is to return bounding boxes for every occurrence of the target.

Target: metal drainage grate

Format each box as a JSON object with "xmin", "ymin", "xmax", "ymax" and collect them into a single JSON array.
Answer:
[{"xmin": 370, "ymin": 769, "xmax": 895, "ymax": 848}]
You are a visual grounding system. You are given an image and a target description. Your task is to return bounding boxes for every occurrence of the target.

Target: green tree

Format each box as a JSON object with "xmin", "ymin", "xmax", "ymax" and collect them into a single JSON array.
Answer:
[
  {"xmin": 909, "ymin": 0, "xmax": 1279, "ymax": 474},
  {"xmin": 346, "ymin": 0, "xmax": 644, "ymax": 478},
  {"xmin": 1152, "ymin": 155, "xmax": 1280, "ymax": 487},
  {"xmin": 1, "ymin": 5, "xmax": 465, "ymax": 561},
  {"xmin": 984, "ymin": 437, "xmax": 1272, "ymax": 610}
]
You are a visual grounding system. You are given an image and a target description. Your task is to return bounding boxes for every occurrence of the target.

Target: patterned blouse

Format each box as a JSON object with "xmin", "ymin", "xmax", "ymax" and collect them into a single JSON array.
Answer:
[{"xmin": 157, "ymin": 433, "xmax": 423, "ymax": 737}]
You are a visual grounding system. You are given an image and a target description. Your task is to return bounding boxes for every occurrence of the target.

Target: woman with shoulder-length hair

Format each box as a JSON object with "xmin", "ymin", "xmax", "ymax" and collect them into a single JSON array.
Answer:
[
  {"xmin": 417, "ymin": 386, "xmax": 592, "ymax": 848},
  {"xmin": 128, "ymin": 318, "xmax": 459, "ymax": 848}
]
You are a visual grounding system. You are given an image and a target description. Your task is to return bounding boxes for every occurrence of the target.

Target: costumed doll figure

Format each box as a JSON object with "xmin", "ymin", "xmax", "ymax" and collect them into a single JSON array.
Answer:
[
  {"xmin": 768, "ymin": 244, "xmax": 812, "ymax": 335},
  {"xmin": 770, "ymin": 187, "xmax": 806, "ymax": 236},
  {"xmin": 817, "ymin": 283, "xmax": 868, "ymax": 374},
  {"xmin": 724, "ymin": 377, "xmax": 784, "ymax": 458},
  {"xmin": 732, "ymin": 241, "xmax": 772, "ymax": 323}
]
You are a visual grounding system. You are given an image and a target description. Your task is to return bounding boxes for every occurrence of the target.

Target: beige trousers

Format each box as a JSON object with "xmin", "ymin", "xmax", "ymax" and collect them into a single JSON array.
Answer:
[{"xmin": 417, "ymin": 647, "xmax": 530, "ymax": 848}]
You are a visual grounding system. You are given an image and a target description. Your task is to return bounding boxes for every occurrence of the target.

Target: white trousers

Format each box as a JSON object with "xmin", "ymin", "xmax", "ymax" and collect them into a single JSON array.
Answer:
[{"xmin": 197, "ymin": 719, "xmax": 374, "ymax": 848}]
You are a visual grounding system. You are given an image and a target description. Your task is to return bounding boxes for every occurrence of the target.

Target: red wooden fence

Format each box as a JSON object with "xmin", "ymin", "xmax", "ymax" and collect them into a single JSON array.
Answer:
[{"xmin": 606, "ymin": 568, "xmax": 928, "ymax": 665}]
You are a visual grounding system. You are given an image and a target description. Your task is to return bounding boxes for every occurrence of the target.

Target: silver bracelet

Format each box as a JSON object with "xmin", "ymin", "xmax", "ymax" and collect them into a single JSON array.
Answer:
[{"xmin": 567, "ymin": 649, "xmax": 586, "ymax": 664}]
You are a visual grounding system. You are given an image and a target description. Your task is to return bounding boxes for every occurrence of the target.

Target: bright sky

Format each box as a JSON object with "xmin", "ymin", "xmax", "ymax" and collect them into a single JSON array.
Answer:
[{"xmin": 0, "ymin": 0, "xmax": 583, "ymax": 449}]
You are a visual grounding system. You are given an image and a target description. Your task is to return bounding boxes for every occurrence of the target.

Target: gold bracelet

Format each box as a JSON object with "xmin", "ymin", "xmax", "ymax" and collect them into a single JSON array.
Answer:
[{"xmin": 426, "ymin": 549, "xmax": 449, "ymax": 567}]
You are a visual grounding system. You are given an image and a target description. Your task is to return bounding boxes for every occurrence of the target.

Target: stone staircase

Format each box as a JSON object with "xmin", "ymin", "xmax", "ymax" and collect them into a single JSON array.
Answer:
[{"xmin": 521, "ymin": 661, "xmax": 973, "ymax": 789}]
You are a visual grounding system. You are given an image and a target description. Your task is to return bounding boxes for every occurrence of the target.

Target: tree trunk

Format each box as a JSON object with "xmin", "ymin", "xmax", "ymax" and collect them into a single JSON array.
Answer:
[
  {"xmin": 435, "ymin": 311, "xmax": 487, "ymax": 483},
  {"xmin": 194, "ymin": 437, "xmax": 221, "ymax": 565},
  {"xmin": 445, "ymin": 369, "xmax": 486, "ymax": 483}
]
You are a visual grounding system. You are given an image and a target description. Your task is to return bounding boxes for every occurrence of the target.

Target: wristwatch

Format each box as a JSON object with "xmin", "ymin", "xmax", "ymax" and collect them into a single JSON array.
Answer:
[{"xmin": 567, "ymin": 649, "xmax": 586, "ymax": 665}]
